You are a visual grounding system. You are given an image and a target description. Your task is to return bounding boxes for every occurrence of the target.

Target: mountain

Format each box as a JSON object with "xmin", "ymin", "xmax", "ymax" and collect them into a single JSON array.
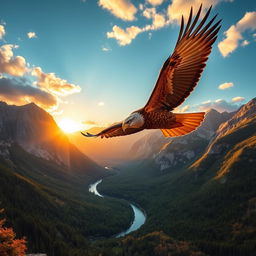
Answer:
[
  {"xmin": 0, "ymin": 101, "xmax": 103, "ymax": 176},
  {"xmin": 130, "ymin": 108, "xmax": 234, "ymax": 170},
  {"xmin": 68, "ymin": 126, "xmax": 150, "ymax": 166},
  {"xmin": 0, "ymin": 102, "xmax": 133, "ymax": 256},
  {"xmin": 191, "ymin": 97, "xmax": 256, "ymax": 176},
  {"xmin": 98, "ymin": 97, "xmax": 256, "ymax": 256}
]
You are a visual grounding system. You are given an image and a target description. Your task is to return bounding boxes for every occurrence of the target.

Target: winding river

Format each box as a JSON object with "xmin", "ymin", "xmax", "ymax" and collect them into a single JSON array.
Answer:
[{"xmin": 88, "ymin": 179, "xmax": 146, "ymax": 238}]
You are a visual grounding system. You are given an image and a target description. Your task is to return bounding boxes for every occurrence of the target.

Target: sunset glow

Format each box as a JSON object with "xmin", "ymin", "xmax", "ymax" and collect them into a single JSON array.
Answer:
[{"xmin": 57, "ymin": 118, "xmax": 84, "ymax": 133}]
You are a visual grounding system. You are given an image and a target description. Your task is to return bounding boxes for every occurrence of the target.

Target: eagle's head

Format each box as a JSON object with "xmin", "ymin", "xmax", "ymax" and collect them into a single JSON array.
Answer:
[{"xmin": 122, "ymin": 112, "xmax": 144, "ymax": 131}]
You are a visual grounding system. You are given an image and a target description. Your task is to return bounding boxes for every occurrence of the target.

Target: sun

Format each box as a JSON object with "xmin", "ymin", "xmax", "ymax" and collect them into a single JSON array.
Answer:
[{"xmin": 57, "ymin": 118, "xmax": 83, "ymax": 134}]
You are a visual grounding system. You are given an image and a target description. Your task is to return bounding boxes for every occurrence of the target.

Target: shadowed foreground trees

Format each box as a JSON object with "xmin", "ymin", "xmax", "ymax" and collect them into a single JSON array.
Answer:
[
  {"xmin": 88, "ymin": 231, "xmax": 207, "ymax": 256},
  {"xmin": 0, "ymin": 209, "xmax": 27, "ymax": 256}
]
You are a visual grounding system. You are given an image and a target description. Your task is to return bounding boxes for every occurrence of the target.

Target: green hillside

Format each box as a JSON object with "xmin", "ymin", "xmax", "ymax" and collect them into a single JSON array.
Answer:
[
  {"xmin": 0, "ymin": 144, "xmax": 133, "ymax": 256},
  {"xmin": 98, "ymin": 99, "xmax": 256, "ymax": 256}
]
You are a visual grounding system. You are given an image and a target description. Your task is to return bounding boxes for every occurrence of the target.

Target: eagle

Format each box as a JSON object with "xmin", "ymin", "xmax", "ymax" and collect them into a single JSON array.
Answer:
[{"xmin": 82, "ymin": 5, "xmax": 221, "ymax": 139}]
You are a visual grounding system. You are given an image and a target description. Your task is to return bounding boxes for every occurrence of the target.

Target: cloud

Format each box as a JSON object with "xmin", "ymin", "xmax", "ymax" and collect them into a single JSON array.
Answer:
[
  {"xmin": 83, "ymin": 120, "xmax": 98, "ymax": 125},
  {"xmin": 143, "ymin": 8, "xmax": 166, "ymax": 27},
  {"xmin": 231, "ymin": 96, "xmax": 245, "ymax": 103},
  {"xmin": 27, "ymin": 32, "xmax": 37, "ymax": 39},
  {"xmin": 175, "ymin": 105, "xmax": 190, "ymax": 113},
  {"xmin": 0, "ymin": 25, "xmax": 5, "ymax": 39},
  {"xmin": 151, "ymin": 13, "xmax": 166, "ymax": 29},
  {"xmin": 107, "ymin": 25, "xmax": 142, "ymax": 46},
  {"xmin": 196, "ymin": 98, "xmax": 244, "ymax": 112},
  {"xmin": 107, "ymin": 8, "xmax": 167, "ymax": 46},
  {"xmin": 218, "ymin": 11, "xmax": 256, "ymax": 57},
  {"xmin": 32, "ymin": 67, "xmax": 81, "ymax": 96},
  {"xmin": 98, "ymin": 0, "xmax": 137, "ymax": 21},
  {"xmin": 98, "ymin": 101, "xmax": 105, "ymax": 106},
  {"xmin": 218, "ymin": 82, "xmax": 234, "ymax": 90},
  {"xmin": 167, "ymin": 0, "xmax": 222, "ymax": 23},
  {"xmin": 241, "ymin": 40, "xmax": 249, "ymax": 46},
  {"xmin": 147, "ymin": 0, "xmax": 165, "ymax": 6},
  {"xmin": 0, "ymin": 44, "xmax": 27, "ymax": 76},
  {"xmin": 107, "ymin": 0, "xmax": 228, "ymax": 46},
  {"xmin": 52, "ymin": 109, "xmax": 64, "ymax": 116},
  {"xmin": 143, "ymin": 8, "xmax": 156, "ymax": 19},
  {"xmin": 102, "ymin": 46, "xmax": 111, "ymax": 51},
  {"xmin": 0, "ymin": 77, "xmax": 58, "ymax": 110},
  {"xmin": 181, "ymin": 105, "xmax": 190, "ymax": 112}
]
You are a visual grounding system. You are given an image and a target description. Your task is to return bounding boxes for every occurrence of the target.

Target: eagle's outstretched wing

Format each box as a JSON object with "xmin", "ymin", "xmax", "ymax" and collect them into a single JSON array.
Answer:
[
  {"xmin": 144, "ymin": 5, "xmax": 221, "ymax": 112},
  {"xmin": 81, "ymin": 122, "xmax": 142, "ymax": 139}
]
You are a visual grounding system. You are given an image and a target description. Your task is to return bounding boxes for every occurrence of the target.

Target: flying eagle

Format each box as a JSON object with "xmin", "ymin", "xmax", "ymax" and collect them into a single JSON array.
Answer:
[{"xmin": 82, "ymin": 5, "xmax": 221, "ymax": 139}]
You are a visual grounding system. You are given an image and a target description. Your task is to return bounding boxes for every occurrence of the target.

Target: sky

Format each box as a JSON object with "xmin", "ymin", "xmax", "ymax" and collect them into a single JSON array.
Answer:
[{"xmin": 0, "ymin": 0, "xmax": 255, "ymax": 133}]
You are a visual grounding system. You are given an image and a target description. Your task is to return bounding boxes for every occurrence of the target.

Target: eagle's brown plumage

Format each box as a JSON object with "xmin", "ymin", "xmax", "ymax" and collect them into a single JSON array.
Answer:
[{"xmin": 82, "ymin": 5, "xmax": 221, "ymax": 139}]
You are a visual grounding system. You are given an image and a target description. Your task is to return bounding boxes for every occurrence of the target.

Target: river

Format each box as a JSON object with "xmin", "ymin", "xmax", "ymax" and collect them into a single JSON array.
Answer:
[{"xmin": 88, "ymin": 179, "xmax": 146, "ymax": 238}]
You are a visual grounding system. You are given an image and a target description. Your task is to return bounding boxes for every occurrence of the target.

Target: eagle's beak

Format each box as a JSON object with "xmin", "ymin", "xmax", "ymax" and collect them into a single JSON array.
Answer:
[{"xmin": 122, "ymin": 122, "xmax": 129, "ymax": 132}]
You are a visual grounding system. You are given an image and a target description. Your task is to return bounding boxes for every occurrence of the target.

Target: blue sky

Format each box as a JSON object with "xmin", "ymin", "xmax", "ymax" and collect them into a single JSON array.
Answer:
[{"xmin": 0, "ymin": 0, "xmax": 255, "ymax": 130}]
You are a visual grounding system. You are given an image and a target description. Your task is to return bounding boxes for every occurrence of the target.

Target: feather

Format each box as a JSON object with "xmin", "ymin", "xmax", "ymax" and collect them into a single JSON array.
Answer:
[{"xmin": 144, "ymin": 5, "xmax": 221, "ymax": 112}]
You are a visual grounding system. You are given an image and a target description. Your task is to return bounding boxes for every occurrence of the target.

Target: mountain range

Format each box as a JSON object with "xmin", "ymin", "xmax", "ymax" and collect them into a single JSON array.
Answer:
[
  {"xmin": 0, "ymin": 101, "xmax": 133, "ymax": 255},
  {"xmin": 0, "ymin": 101, "xmax": 103, "ymax": 176},
  {"xmin": 98, "ymin": 97, "xmax": 256, "ymax": 256},
  {"xmin": 0, "ymin": 97, "xmax": 255, "ymax": 256}
]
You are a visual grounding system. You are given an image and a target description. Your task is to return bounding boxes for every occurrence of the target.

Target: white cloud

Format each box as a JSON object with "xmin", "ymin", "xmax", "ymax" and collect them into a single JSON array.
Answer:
[
  {"xmin": 231, "ymin": 96, "xmax": 245, "ymax": 103},
  {"xmin": 32, "ymin": 67, "xmax": 81, "ymax": 96},
  {"xmin": 107, "ymin": 0, "xmax": 230, "ymax": 46},
  {"xmin": 218, "ymin": 11, "xmax": 256, "ymax": 57},
  {"xmin": 175, "ymin": 105, "xmax": 190, "ymax": 113},
  {"xmin": 27, "ymin": 32, "xmax": 37, "ymax": 39},
  {"xmin": 107, "ymin": 25, "xmax": 142, "ymax": 46},
  {"xmin": 143, "ymin": 8, "xmax": 156, "ymax": 19},
  {"xmin": 107, "ymin": 7, "xmax": 167, "ymax": 46},
  {"xmin": 102, "ymin": 46, "xmax": 111, "ymax": 51},
  {"xmin": 218, "ymin": 82, "xmax": 234, "ymax": 90},
  {"xmin": 0, "ymin": 25, "xmax": 5, "ymax": 39},
  {"xmin": 241, "ymin": 40, "xmax": 249, "ymax": 46},
  {"xmin": 98, "ymin": 0, "xmax": 137, "ymax": 21},
  {"xmin": 143, "ymin": 7, "xmax": 167, "ymax": 28},
  {"xmin": 167, "ymin": 0, "xmax": 220, "ymax": 23},
  {"xmin": 0, "ymin": 44, "xmax": 27, "ymax": 76},
  {"xmin": 147, "ymin": 0, "xmax": 165, "ymax": 6},
  {"xmin": 98, "ymin": 101, "xmax": 105, "ymax": 106},
  {"xmin": 152, "ymin": 13, "xmax": 166, "ymax": 29},
  {"xmin": 196, "ymin": 98, "xmax": 244, "ymax": 112}
]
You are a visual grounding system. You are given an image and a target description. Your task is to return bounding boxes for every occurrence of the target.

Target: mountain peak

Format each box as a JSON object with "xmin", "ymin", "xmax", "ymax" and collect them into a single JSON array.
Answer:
[
  {"xmin": 0, "ymin": 101, "xmax": 70, "ymax": 166},
  {"xmin": 23, "ymin": 102, "xmax": 38, "ymax": 108},
  {"xmin": 0, "ymin": 101, "xmax": 8, "ymax": 106},
  {"xmin": 21, "ymin": 102, "xmax": 47, "ymax": 113},
  {"xmin": 206, "ymin": 108, "xmax": 219, "ymax": 114}
]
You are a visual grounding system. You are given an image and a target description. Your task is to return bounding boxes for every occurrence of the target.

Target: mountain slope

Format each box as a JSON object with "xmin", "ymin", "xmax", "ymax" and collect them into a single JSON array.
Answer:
[
  {"xmin": 99, "ymin": 97, "xmax": 256, "ymax": 256},
  {"xmin": 68, "ymin": 126, "xmax": 150, "ymax": 166},
  {"xmin": 0, "ymin": 102, "xmax": 133, "ymax": 256},
  {"xmin": 0, "ymin": 101, "xmax": 103, "ymax": 177},
  {"xmin": 191, "ymin": 98, "xmax": 256, "ymax": 177},
  {"xmin": 129, "ymin": 108, "xmax": 234, "ymax": 171}
]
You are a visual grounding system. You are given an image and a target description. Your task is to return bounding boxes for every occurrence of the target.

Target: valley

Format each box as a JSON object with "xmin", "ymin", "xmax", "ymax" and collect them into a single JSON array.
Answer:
[
  {"xmin": 0, "ymin": 98, "xmax": 255, "ymax": 256},
  {"xmin": 88, "ymin": 178, "xmax": 146, "ymax": 238}
]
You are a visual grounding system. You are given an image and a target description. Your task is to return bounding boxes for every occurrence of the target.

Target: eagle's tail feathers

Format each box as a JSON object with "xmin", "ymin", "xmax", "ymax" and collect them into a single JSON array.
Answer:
[{"xmin": 161, "ymin": 112, "xmax": 205, "ymax": 137}]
